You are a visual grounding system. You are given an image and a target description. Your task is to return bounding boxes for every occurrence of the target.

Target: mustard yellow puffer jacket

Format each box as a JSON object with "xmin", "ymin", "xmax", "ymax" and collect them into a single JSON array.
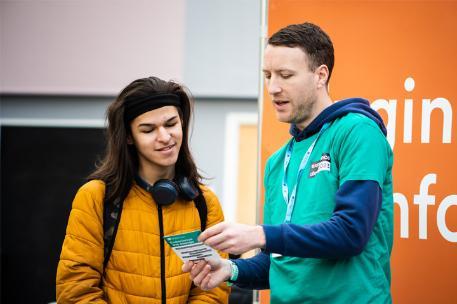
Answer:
[{"xmin": 56, "ymin": 180, "xmax": 229, "ymax": 303}]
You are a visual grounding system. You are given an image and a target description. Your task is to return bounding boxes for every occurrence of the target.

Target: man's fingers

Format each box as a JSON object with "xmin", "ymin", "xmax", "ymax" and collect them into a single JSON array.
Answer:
[
  {"xmin": 199, "ymin": 222, "xmax": 226, "ymax": 242},
  {"xmin": 217, "ymin": 243, "xmax": 239, "ymax": 255},
  {"xmin": 204, "ymin": 232, "xmax": 231, "ymax": 248},
  {"xmin": 182, "ymin": 261, "xmax": 194, "ymax": 273},
  {"xmin": 193, "ymin": 264, "xmax": 211, "ymax": 286},
  {"xmin": 206, "ymin": 237, "xmax": 244, "ymax": 254},
  {"xmin": 200, "ymin": 273, "xmax": 212, "ymax": 290},
  {"xmin": 189, "ymin": 261, "xmax": 208, "ymax": 279}
]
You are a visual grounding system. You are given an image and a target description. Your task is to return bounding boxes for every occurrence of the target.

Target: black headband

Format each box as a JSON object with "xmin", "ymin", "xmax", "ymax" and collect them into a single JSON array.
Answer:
[{"xmin": 124, "ymin": 93, "xmax": 181, "ymax": 124}]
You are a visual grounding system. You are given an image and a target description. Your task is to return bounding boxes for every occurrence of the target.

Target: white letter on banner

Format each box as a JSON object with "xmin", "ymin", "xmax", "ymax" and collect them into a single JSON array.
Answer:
[
  {"xmin": 414, "ymin": 173, "xmax": 436, "ymax": 239},
  {"xmin": 421, "ymin": 97, "xmax": 453, "ymax": 143},
  {"xmin": 437, "ymin": 195, "xmax": 457, "ymax": 242},
  {"xmin": 403, "ymin": 77, "xmax": 415, "ymax": 143}
]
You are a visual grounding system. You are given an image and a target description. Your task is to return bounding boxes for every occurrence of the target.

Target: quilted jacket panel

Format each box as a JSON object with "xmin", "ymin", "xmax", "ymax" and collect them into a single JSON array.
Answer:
[{"xmin": 56, "ymin": 180, "xmax": 229, "ymax": 303}]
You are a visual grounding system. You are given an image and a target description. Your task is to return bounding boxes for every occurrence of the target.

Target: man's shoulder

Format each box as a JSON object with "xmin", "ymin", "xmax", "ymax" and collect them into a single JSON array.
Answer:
[
  {"xmin": 335, "ymin": 112, "xmax": 376, "ymax": 127},
  {"xmin": 328, "ymin": 113, "xmax": 391, "ymax": 159},
  {"xmin": 332, "ymin": 113, "xmax": 384, "ymax": 137}
]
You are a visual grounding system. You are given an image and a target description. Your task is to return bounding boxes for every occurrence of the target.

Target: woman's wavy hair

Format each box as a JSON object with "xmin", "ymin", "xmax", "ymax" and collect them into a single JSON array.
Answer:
[{"xmin": 88, "ymin": 76, "xmax": 202, "ymax": 203}]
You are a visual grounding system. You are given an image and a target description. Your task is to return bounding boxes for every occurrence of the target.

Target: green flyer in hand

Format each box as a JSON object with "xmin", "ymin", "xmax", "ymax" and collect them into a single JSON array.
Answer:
[{"xmin": 164, "ymin": 230, "xmax": 220, "ymax": 262}]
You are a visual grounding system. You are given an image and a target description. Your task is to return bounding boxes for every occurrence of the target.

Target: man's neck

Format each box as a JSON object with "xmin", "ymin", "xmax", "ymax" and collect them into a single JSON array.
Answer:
[{"xmin": 296, "ymin": 96, "xmax": 333, "ymax": 131}]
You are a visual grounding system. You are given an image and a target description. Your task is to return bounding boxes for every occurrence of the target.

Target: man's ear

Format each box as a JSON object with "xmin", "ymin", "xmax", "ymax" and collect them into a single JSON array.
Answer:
[{"xmin": 315, "ymin": 64, "xmax": 329, "ymax": 89}]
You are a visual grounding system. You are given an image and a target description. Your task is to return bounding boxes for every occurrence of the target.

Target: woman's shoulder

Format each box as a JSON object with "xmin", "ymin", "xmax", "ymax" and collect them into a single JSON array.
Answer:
[
  {"xmin": 72, "ymin": 180, "xmax": 106, "ymax": 213},
  {"xmin": 198, "ymin": 184, "xmax": 223, "ymax": 211},
  {"xmin": 198, "ymin": 184, "xmax": 225, "ymax": 225},
  {"xmin": 79, "ymin": 179, "xmax": 105, "ymax": 193},
  {"xmin": 199, "ymin": 184, "xmax": 218, "ymax": 201}
]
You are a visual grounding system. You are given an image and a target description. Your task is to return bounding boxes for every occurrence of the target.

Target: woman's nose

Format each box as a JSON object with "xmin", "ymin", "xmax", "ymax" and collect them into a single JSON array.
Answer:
[{"xmin": 157, "ymin": 127, "xmax": 171, "ymax": 142}]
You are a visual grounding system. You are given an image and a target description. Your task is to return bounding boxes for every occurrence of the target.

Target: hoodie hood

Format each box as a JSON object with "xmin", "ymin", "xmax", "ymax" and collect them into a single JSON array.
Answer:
[{"xmin": 290, "ymin": 97, "xmax": 387, "ymax": 142}]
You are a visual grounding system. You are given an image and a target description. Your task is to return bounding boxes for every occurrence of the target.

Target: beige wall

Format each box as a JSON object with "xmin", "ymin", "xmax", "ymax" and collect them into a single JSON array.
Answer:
[
  {"xmin": 236, "ymin": 124, "xmax": 258, "ymax": 226},
  {"xmin": 236, "ymin": 123, "xmax": 258, "ymax": 258}
]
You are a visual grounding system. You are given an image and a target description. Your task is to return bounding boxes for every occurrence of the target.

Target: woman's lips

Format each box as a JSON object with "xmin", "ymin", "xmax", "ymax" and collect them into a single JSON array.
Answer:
[{"xmin": 157, "ymin": 143, "xmax": 175, "ymax": 152}]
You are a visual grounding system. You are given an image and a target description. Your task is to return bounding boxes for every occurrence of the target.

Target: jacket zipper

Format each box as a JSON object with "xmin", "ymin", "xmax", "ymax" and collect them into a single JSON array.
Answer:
[{"xmin": 158, "ymin": 205, "xmax": 166, "ymax": 304}]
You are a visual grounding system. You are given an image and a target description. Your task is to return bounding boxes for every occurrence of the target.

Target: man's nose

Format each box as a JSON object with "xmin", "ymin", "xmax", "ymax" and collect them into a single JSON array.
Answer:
[{"xmin": 267, "ymin": 78, "xmax": 282, "ymax": 95}]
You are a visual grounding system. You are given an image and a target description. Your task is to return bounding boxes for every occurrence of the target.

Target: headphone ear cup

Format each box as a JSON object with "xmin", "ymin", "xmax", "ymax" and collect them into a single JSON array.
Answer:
[
  {"xmin": 176, "ymin": 176, "xmax": 199, "ymax": 201},
  {"xmin": 150, "ymin": 179, "xmax": 179, "ymax": 206}
]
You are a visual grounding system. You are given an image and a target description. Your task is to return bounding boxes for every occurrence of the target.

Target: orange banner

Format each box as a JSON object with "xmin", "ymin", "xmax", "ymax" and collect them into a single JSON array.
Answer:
[{"xmin": 260, "ymin": 1, "xmax": 457, "ymax": 303}]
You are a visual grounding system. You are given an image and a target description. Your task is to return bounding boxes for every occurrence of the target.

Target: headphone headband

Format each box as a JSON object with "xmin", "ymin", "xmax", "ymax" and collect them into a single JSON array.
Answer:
[{"xmin": 135, "ymin": 175, "xmax": 198, "ymax": 206}]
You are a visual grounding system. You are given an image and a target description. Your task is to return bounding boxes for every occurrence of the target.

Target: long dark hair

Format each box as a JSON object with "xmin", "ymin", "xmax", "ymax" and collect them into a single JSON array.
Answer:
[{"xmin": 88, "ymin": 76, "xmax": 202, "ymax": 203}]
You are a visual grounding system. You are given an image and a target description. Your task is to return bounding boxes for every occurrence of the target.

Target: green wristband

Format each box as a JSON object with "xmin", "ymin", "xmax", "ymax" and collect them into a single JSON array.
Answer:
[{"xmin": 226, "ymin": 259, "xmax": 239, "ymax": 286}]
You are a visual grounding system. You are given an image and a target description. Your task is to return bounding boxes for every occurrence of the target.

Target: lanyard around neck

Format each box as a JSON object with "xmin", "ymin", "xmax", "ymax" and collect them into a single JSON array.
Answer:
[{"xmin": 282, "ymin": 123, "xmax": 329, "ymax": 223}]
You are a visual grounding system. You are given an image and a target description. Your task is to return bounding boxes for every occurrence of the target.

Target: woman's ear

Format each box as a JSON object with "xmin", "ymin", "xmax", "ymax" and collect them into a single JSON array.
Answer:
[{"xmin": 127, "ymin": 135, "xmax": 134, "ymax": 145}]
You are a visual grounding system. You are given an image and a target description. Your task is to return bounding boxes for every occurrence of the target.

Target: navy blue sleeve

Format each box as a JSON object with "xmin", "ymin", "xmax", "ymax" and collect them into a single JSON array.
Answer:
[
  {"xmin": 232, "ymin": 251, "xmax": 270, "ymax": 289},
  {"xmin": 262, "ymin": 180, "xmax": 381, "ymax": 258}
]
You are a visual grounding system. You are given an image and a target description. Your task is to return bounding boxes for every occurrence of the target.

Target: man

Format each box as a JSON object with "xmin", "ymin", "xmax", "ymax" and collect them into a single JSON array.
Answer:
[{"xmin": 184, "ymin": 22, "xmax": 393, "ymax": 304}]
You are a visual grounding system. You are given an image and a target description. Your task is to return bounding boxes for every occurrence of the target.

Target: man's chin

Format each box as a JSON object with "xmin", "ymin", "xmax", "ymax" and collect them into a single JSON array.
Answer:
[{"xmin": 275, "ymin": 114, "xmax": 292, "ymax": 124}]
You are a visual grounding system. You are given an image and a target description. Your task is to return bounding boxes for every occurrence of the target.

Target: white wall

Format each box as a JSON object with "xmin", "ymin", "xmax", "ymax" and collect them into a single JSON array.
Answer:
[
  {"xmin": 0, "ymin": 0, "xmax": 261, "ymax": 98},
  {"xmin": 0, "ymin": 0, "xmax": 186, "ymax": 95},
  {"xmin": 184, "ymin": 0, "xmax": 261, "ymax": 98}
]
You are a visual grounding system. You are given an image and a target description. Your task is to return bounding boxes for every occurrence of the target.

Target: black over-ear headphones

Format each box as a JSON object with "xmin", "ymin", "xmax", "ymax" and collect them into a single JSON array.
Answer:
[{"xmin": 135, "ymin": 175, "xmax": 199, "ymax": 206}]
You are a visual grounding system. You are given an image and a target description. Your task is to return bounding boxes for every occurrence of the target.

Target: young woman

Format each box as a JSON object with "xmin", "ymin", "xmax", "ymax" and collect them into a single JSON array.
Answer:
[{"xmin": 56, "ymin": 76, "xmax": 229, "ymax": 303}]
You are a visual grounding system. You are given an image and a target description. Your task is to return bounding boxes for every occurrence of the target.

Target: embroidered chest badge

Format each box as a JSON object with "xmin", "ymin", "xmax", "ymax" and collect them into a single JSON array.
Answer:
[{"xmin": 309, "ymin": 153, "xmax": 331, "ymax": 177}]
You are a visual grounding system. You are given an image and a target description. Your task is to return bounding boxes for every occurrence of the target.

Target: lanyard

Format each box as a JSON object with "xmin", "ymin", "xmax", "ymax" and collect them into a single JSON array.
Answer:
[{"xmin": 282, "ymin": 123, "xmax": 329, "ymax": 223}]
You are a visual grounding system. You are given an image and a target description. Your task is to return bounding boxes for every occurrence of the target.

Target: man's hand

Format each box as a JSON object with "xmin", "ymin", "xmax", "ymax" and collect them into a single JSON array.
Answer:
[
  {"xmin": 182, "ymin": 259, "xmax": 231, "ymax": 291},
  {"xmin": 199, "ymin": 222, "xmax": 266, "ymax": 255}
]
